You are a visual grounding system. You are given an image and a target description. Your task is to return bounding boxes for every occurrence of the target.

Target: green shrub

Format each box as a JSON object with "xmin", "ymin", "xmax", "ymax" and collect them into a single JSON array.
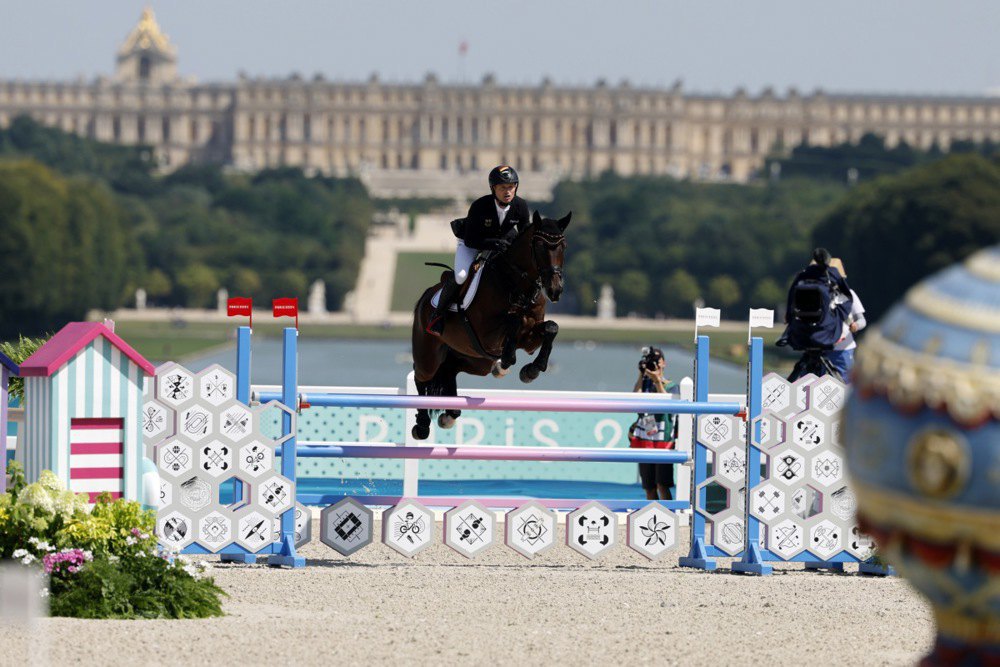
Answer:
[{"xmin": 2, "ymin": 462, "xmax": 226, "ymax": 619}]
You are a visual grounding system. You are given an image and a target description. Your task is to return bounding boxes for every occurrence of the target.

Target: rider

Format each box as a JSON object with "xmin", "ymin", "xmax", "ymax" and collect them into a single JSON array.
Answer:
[{"xmin": 426, "ymin": 165, "xmax": 531, "ymax": 336}]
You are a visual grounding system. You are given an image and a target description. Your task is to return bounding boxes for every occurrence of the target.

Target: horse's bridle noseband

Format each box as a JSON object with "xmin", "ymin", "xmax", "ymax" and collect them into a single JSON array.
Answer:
[{"xmin": 533, "ymin": 230, "xmax": 566, "ymax": 282}]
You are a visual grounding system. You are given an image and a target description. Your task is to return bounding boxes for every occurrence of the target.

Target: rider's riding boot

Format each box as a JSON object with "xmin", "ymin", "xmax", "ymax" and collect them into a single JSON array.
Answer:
[{"xmin": 426, "ymin": 277, "xmax": 460, "ymax": 336}]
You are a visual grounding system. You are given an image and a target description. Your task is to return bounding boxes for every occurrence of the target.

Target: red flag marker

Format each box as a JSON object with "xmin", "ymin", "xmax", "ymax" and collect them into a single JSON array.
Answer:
[
  {"xmin": 227, "ymin": 297, "xmax": 253, "ymax": 328},
  {"xmin": 272, "ymin": 297, "xmax": 299, "ymax": 329}
]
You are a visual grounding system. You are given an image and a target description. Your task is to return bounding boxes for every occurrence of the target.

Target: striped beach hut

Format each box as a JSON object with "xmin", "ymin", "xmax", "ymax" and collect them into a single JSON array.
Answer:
[
  {"xmin": 1, "ymin": 351, "xmax": 18, "ymax": 494},
  {"xmin": 19, "ymin": 322, "xmax": 155, "ymax": 502}
]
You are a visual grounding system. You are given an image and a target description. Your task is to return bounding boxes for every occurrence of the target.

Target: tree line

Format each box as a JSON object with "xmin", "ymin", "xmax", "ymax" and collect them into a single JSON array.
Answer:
[
  {"xmin": 0, "ymin": 116, "xmax": 371, "ymax": 338},
  {"xmin": 1, "ymin": 114, "xmax": 996, "ymax": 338}
]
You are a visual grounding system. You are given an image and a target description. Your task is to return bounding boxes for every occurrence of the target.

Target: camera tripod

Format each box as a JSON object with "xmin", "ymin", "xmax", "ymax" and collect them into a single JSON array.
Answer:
[{"xmin": 787, "ymin": 348, "xmax": 845, "ymax": 383}]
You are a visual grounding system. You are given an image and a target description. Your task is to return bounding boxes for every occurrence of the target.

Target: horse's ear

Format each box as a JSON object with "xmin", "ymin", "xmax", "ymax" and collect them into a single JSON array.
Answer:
[
  {"xmin": 532, "ymin": 210, "xmax": 542, "ymax": 226},
  {"xmin": 558, "ymin": 211, "xmax": 572, "ymax": 231}
]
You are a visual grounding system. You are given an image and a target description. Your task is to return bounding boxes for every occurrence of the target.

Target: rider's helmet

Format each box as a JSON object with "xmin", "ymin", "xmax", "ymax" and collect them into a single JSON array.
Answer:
[{"xmin": 488, "ymin": 165, "xmax": 519, "ymax": 190}]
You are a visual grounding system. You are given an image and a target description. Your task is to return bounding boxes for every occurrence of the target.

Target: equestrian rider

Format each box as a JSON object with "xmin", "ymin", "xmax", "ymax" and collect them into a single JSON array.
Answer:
[{"xmin": 426, "ymin": 165, "xmax": 530, "ymax": 336}]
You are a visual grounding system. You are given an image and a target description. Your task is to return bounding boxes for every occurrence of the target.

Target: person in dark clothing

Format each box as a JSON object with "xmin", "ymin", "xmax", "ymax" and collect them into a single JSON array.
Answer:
[
  {"xmin": 426, "ymin": 165, "xmax": 531, "ymax": 335},
  {"xmin": 629, "ymin": 346, "xmax": 679, "ymax": 500}
]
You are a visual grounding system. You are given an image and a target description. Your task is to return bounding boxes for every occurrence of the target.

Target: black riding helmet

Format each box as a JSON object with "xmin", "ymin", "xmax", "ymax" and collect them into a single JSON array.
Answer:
[{"xmin": 488, "ymin": 165, "xmax": 519, "ymax": 189}]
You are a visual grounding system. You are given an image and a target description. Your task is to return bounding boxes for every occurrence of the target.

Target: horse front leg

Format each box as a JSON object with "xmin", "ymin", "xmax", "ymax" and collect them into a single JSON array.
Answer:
[
  {"xmin": 492, "ymin": 313, "xmax": 522, "ymax": 378},
  {"xmin": 520, "ymin": 320, "xmax": 559, "ymax": 383}
]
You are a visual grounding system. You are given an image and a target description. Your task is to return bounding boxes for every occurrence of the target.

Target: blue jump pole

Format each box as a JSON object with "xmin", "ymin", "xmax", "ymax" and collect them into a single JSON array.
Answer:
[
  {"xmin": 732, "ymin": 336, "xmax": 773, "ymax": 575},
  {"xmin": 267, "ymin": 327, "xmax": 305, "ymax": 568},
  {"xmin": 679, "ymin": 335, "xmax": 717, "ymax": 570},
  {"xmin": 220, "ymin": 325, "xmax": 258, "ymax": 565}
]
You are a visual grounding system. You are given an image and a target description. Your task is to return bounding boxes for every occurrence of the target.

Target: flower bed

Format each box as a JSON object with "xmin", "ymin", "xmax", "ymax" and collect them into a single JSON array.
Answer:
[{"xmin": 1, "ymin": 462, "xmax": 225, "ymax": 619}]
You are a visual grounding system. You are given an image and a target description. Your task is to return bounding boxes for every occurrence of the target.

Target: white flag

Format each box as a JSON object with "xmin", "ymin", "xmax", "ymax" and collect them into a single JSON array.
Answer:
[
  {"xmin": 695, "ymin": 307, "xmax": 721, "ymax": 327},
  {"xmin": 749, "ymin": 308, "xmax": 775, "ymax": 328}
]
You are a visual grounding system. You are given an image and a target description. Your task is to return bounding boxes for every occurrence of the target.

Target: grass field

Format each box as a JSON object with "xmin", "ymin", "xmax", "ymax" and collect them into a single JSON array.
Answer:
[{"xmin": 390, "ymin": 252, "xmax": 453, "ymax": 312}]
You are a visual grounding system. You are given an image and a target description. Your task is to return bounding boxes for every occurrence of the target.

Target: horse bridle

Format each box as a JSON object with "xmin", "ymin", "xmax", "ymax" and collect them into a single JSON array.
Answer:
[{"xmin": 532, "ymin": 230, "xmax": 566, "ymax": 283}]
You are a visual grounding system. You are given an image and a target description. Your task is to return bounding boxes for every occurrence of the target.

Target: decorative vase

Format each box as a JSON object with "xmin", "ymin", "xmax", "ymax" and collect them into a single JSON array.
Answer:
[{"xmin": 844, "ymin": 245, "xmax": 1000, "ymax": 665}]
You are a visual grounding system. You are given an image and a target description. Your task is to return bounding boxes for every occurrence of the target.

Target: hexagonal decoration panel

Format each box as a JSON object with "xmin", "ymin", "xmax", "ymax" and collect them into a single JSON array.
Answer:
[
  {"xmin": 790, "ymin": 414, "xmax": 826, "ymax": 451},
  {"xmin": 768, "ymin": 518, "xmax": 805, "ymax": 559},
  {"xmin": 158, "ymin": 441, "xmax": 193, "ymax": 477},
  {"xmin": 717, "ymin": 447, "xmax": 746, "ymax": 484},
  {"xmin": 198, "ymin": 511, "xmax": 233, "ymax": 553},
  {"xmin": 235, "ymin": 509, "xmax": 274, "ymax": 552},
  {"xmin": 760, "ymin": 373, "xmax": 795, "ymax": 418},
  {"xmin": 505, "ymin": 501, "xmax": 557, "ymax": 559},
  {"xmin": 808, "ymin": 376, "xmax": 846, "ymax": 417},
  {"xmin": 626, "ymin": 503, "xmax": 677, "ymax": 561},
  {"xmin": 180, "ymin": 406, "xmax": 213, "ymax": 442},
  {"xmin": 320, "ymin": 498, "xmax": 374, "ymax": 556},
  {"xmin": 698, "ymin": 414, "xmax": 738, "ymax": 449},
  {"xmin": 157, "ymin": 510, "xmax": 194, "ymax": 550},
  {"xmin": 178, "ymin": 476, "xmax": 213, "ymax": 513},
  {"xmin": 750, "ymin": 483, "xmax": 787, "ymax": 522},
  {"xmin": 444, "ymin": 500, "xmax": 496, "ymax": 559},
  {"xmin": 293, "ymin": 503, "xmax": 312, "ymax": 549},
  {"xmin": 383, "ymin": 500, "xmax": 434, "ymax": 558},
  {"xmin": 256, "ymin": 474, "xmax": 295, "ymax": 517},
  {"xmin": 219, "ymin": 403, "xmax": 253, "ymax": 442},
  {"xmin": 808, "ymin": 519, "xmax": 843, "ymax": 560},
  {"xmin": 772, "ymin": 450, "xmax": 806, "ymax": 487},
  {"xmin": 157, "ymin": 366, "xmax": 195, "ymax": 408},
  {"xmin": 238, "ymin": 440, "xmax": 275, "ymax": 478},
  {"xmin": 847, "ymin": 525, "xmax": 875, "ymax": 561},
  {"xmin": 141, "ymin": 399, "xmax": 173, "ymax": 445},
  {"xmin": 151, "ymin": 362, "xmax": 297, "ymax": 555},
  {"xmin": 566, "ymin": 502, "xmax": 617, "ymax": 560},
  {"xmin": 811, "ymin": 451, "xmax": 844, "ymax": 488},
  {"xmin": 198, "ymin": 365, "xmax": 236, "ymax": 407},
  {"xmin": 711, "ymin": 514, "xmax": 744, "ymax": 556},
  {"xmin": 198, "ymin": 440, "xmax": 233, "ymax": 478},
  {"xmin": 829, "ymin": 487, "xmax": 857, "ymax": 523}
]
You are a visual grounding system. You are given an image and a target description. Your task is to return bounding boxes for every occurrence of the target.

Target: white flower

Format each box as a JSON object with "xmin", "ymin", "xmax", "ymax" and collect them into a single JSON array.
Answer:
[
  {"xmin": 20, "ymin": 554, "xmax": 36, "ymax": 565},
  {"xmin": 27, "ymin": 538, "xmax": 39, "ymax": 546},
  {"xmin": 107, "ymin": 554, "xmax": 119, "ymax": 563},
  {"xmin": 125, "ymin": 536, "xmax": 137, "ymax": 546},
  {"xmin": 182, "ymin": 564, "xmax": 199, "ymax": 578},
  {"xmin": 82, "ymin": 550, "xmax": 93, "ymax": 561},
  {"xmin": 12, "ymin": 548, "xmax": 29, "ymax": 558},
  {"xmin": 38, "ymin": 587, "xmax": 49, "ymax": 598}
]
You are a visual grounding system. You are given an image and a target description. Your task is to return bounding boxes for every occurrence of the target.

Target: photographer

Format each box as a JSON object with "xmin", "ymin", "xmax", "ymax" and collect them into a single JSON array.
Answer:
[{"xmin": 629, "ymin": 346, "xmax": 679, "ymax": 501}]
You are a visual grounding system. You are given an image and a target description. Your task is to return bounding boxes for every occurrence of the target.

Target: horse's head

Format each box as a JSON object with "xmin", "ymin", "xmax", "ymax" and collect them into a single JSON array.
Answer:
[{"xmin": 529, "ymin": 210, "xmax": 571, "ymax": 302}]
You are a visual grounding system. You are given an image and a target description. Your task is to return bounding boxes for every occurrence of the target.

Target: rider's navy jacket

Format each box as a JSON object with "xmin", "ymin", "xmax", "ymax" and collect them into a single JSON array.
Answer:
[{"xmin": 461, "ymin": 194, "xmax": 530, "ymax": 250}]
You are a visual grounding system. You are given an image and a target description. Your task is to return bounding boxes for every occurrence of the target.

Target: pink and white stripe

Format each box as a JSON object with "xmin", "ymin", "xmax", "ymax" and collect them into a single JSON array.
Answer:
[{"xmin": 69, "ymin": 418, "xmax": 124, "ymax": 503}]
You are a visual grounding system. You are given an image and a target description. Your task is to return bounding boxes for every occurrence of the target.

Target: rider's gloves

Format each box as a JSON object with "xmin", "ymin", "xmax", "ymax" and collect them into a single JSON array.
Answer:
[{"xmin": 486, "ymin": 238, "xmax": 511, "ymax": 252}]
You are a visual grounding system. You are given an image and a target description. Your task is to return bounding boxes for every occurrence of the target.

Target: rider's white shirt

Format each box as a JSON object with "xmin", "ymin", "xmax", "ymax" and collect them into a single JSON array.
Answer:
[{"xmin": 495, "ymin": 200, "xmax": 510, "ymax": 226}]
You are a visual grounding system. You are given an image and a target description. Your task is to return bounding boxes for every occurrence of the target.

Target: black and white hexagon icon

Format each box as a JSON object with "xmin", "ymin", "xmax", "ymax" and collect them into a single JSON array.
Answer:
[
  {"xmin": 382, "ymin": 500, "xmax": 435, "ymax": 558},
  {"xmin": 505, "ymin": 501, "xmax": 558, "ymax": 559},
  {"xmin": 444, "ymin": 500, "xmax": 495, "ymax": 558},
  {"xmin": 567, "ymin": 501, "xmax": 617, "ymax": 560},
  {"xmin": 320, "ymin": 498, "xmax": 374, "ymax": 557},
  {"xmin": 626, "ymin": 503, "xmax": 677, "ymax": 561}
]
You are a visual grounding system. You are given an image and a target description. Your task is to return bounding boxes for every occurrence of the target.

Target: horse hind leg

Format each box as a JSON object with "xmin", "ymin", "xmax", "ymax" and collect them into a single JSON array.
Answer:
[
  {"xmin": 412, "ymin": 379, "xmax": 432, "ymax": 440},
  {"xmin": 520, "ymin": 320, "xmax": 559, "ymax": 383},
  {"xmin": 437, "ymin": 368, "xmax": 461, "ymax": 429}
]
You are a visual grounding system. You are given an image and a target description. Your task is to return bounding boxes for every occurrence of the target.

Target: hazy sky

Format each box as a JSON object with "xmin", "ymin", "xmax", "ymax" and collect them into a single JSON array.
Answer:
[{"xmin": 2, "ymin": 1, "xmax": 999, "ymax": 96}]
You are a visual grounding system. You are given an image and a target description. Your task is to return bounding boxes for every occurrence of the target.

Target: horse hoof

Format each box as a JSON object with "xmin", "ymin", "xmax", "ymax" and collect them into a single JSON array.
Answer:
[
  {"xmin": 491, "ymin": 360, "xmax": 509, "ymax": 378},
  {"xmin": 520, "ymin": 364, "xmax": 540, "ymax": 383},
  {"xmin": 438, "ymin": 413, "xmax": 456, "ymax": 429},
  {"xmin": 411, "ymin": 424, "xmax": 430, "ymax": 440}
]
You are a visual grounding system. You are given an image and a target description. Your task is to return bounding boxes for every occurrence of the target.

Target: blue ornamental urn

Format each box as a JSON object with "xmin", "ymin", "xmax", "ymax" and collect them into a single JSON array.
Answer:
[{"xmin": 844, "ymin": 245, "xmax": 1000, "ymax": 665}]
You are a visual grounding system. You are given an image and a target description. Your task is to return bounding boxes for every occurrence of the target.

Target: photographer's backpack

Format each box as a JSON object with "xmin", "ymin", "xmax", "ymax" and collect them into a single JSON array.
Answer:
[{"xmin": 785, "ymin": 272, "xmax": 851, "ymax": 350}]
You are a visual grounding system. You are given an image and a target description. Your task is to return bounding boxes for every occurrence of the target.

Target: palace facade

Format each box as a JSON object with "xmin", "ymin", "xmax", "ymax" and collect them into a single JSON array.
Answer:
[{"xmin": 2, "ymin": 9, "xmax": 999, "ymax": 196}]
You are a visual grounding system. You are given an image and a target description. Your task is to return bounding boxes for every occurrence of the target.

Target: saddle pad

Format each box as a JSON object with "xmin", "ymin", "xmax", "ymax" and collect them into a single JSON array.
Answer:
[{"xmin": 430, "ymin": 265, "xmax": 486, "ymax": 312}]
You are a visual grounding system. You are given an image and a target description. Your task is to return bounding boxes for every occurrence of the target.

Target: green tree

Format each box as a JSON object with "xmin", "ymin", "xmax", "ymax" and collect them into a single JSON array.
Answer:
[
  {"xmin": 813, "ymin": 154, "xmax": 1000, "ymax": 321},
  {"xmin": 175, "ymin": 264, "xmax": 219, "ymax": 308},
  {"xmin": 144, "ymin": 269, "xmax": 172, "ymax": 301},
  {"xmin": 614, "ymin": 270, "xmax": 652, "ymax": 315},
  {"xmin": 230, "ymin": 268, "xmax": 262, "ymax": 299},
  {"xmin": 706, "ymin": 275, "xmax": 741, "ymax": 311},
  {"xmin": 659, "ymin": 269, "xmax": 701, "ymax": 317},
  {"xmin": 751, "ymin": 277, "xmax": 785, "ymax": 309}
]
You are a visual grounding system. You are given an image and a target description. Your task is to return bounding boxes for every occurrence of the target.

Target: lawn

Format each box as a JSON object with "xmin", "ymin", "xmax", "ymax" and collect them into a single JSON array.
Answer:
[{"xmin": 390, "ymin": 252, "xmax": 453, "ymax": 312}]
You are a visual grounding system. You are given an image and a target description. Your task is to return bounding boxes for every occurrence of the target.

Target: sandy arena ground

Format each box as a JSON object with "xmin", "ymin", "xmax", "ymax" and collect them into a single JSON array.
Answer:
[{"xmin": 2, "ymin": 520, "xmax": 932, "ymax": 667}]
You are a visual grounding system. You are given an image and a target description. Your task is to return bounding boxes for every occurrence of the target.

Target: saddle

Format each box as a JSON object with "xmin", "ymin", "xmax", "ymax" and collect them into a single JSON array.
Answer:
[{"xmin": 430, "ymin": 259, "xmax": 487, "ymax": 312}]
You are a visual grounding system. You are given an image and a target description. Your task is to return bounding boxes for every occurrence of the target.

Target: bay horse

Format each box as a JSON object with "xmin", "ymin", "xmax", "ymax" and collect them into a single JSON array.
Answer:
[{"xmin": 410, "ymin": 210, "xmax": 571, "ymax": 440}]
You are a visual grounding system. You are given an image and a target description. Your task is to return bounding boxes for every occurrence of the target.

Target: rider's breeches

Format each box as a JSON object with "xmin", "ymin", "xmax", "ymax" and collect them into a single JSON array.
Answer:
[{"xmin": 453, "ymin": 240, "xmax": 477, "ymax": 285}]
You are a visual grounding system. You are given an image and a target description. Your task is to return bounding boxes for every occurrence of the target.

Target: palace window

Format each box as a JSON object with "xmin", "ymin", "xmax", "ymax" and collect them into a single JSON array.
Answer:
[
  {"xmin": 162, "ymin": 116, "xmax": 171, "ymax": 142},
  {"xmin": 113, "ymin": 116, "xmax": 121, "ymax": 141}
]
